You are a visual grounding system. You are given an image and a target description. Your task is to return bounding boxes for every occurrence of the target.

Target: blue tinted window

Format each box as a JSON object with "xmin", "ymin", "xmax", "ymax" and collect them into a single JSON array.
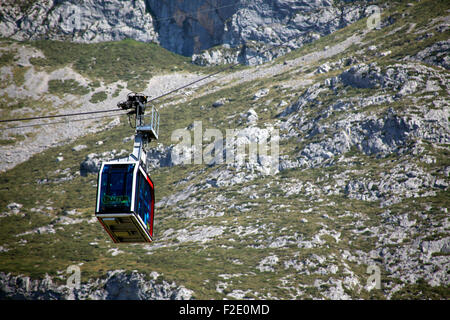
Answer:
[
  {"xmin": 99, "ymin": 164, "xmax": 134, "ymax": 213},
  {"xmin": 137, "ymin": 172, "xmax": 151, "ymax": 231}
]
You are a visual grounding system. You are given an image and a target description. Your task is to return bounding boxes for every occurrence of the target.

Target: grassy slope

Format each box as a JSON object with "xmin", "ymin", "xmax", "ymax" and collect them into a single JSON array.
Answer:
[
  {"xmin": 0, "ymin": 38, "xmax": 212, "ymax": 126},
  {"xmin": 0, "ymin": 0, "xmax": 449, "ymax": 299},
  {"xmin": 28, "ymin": 38, "xmax": 203, "ymax": 92}
]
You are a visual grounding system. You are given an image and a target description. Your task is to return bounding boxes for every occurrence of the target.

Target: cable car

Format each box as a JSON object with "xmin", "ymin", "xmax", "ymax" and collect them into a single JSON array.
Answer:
[
  {"xmin": 96, "ymin": 161, "xmax": 155, "ymax": 243},
  {"xmin": 95, "ymin": 93, "xmax": 159, "ymax": 243}
]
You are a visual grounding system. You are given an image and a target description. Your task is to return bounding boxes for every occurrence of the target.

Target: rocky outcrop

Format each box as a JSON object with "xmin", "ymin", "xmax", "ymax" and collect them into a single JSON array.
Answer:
[
  {"xmin": 80, "ymin": 149, "xmax": 128, "ymax": 176},
  {"xmin": 280, "ymin": 62, "xmax": 450, "ymax": 169},
  {"xmin": 192, "ymin": 0, "xmax": 368, "ymax": 65},
  {"xmin": 0, "ymin": 0, "xmax": 157, "ymax": 43},
  {"xmin": 0, "ymin": 270, "xmax": 193, "ymax": 300},
  {"xmin": 0, "ymin": 0, "xmax": 371, "ymax": 64},
  {"xmin": 145, "ymin": 0, "xmax": 237, "ymax": 57},
  {"xmin": 410, "ymin": 39, "xmax": 450, "ymax": 70},
  {"xmin": 79, "ymin": 142, "xmax": 188, "ymax": 176}
]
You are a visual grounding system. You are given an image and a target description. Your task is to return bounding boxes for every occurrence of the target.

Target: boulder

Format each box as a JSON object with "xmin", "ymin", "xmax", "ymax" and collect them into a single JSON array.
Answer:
[
  {"xmin": 212, "ymin": 98, "xmax": 227, "ymax": 108},
  {"xmin": 79, "ymin": 153, "xmax": 102, "ymax": 176},
  {"xmin": 72, "ymin": 144, "xmax": 87, "ymax": 152},
  {"xmin": 253, "ymin": 88, "xmax": 269, "ymax": 100},
  {"xmin": 242, "ymin": 108, "xmax": 258, "ymax": 124}
]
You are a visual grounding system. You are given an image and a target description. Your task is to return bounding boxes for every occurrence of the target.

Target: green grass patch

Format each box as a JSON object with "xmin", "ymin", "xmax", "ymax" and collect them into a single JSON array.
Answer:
[
  {"xmin": 89, "ymin": 91, "xmax": 108, "ymax": 103},
  {"xmin": 0, "ymin": 51, "xmax": 15, "ymax": 67},
  {"xmin": 28, "ymin": 39, "xmax": 208, "ymax": 89},
  {"xmin": 391, "ymin": 278, "xmax": 450, "ymax": 299},
  {"xmin": 48, "ymin": 79, "xmax": 90, "ymax": 97}
]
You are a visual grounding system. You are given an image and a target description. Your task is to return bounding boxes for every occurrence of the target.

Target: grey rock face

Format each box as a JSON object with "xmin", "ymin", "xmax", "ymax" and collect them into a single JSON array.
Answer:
[
  {"xmin": 289, "ymin": 102, "xmax": 447, "ymax": 169},
  {"xmin": 79, "ymin": 153, "xmax": 103, "ymax": 176},
  {"xmin": 223, "ymin": 0, "xmax": 355, "ymax": 47},
  {"xmin": 0, "ymin": 0, "xmax": 157, "ymax": 43},
  {"xmin": 339, "ymin": 63, "xmax": 385, "ymax": 89},
  {"xmin": 99, "ymin": 270, "xmax": 193, "ymax": 300},
  {"xmin": 79, "ymin": 150, "xmax": 128, "ymax": 176},
  {"xmin": 357, "ymin": 112, "xmax": 419, "ymax": 155},
  {"xmin": 280, "ymin": 82, "xmax": 324, "ymax": 116},
  {"xmin": 0, "ymin": 0, "xmax": 368, "ymax": 64},
  {"xmin": 338, "ymin": 62, "xmax": 448, "ymax": 95},
  {"xmin": 146, "ymin": 144, "xmax": 175, "ymax": 168},
  {"xmin": 421, "ymin": 237, "xmax": 450, "ymax": 256},
  {"xmin": 145, "ymin": 0, "xmax": 237, "ymax": 56},
  {"xmin": 280, "ymin": 61, "xmax": 450, "ymax": 171},
  {"xmin": 78, "ymin": 143, "xmax": 190, "ymax": 174},
  {"xmin": 0, "ymin": 270, "xmax": 193, "ymax": 300},
  {"xmin": 193, "ymin": 0, "xmax": 366, "ymax": 65},
  {"xmin": 242, "ymin": 108, "xmax": 258, "ymax": 124},
  {"xmin": 411, "ymin": 39, "xmax": 450, "ymax": 70}
]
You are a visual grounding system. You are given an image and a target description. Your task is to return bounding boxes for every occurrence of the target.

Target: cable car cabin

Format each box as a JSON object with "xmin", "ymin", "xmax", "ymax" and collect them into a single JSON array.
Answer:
[{"xmin": 95, "ymin": 161, "xmax": 154, "ymax": 243}]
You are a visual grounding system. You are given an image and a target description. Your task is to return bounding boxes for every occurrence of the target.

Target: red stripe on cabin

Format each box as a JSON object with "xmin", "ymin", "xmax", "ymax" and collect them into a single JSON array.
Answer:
[{"xmin": 146, "ymin": 176, "xmax": 153, "ymax": 189}]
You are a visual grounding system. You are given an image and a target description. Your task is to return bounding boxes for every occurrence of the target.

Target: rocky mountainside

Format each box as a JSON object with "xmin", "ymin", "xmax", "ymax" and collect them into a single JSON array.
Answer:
[
  {"xmin": 1, "ymin": 0, "xmax": 372, "ymax": 64},
  {"xmin": 0, "ymin": 0, "xmax": 449, "ymax": 300},
  {"xmin": 0, "ymin": 270, "xmax": 192, "ymax": 300}
]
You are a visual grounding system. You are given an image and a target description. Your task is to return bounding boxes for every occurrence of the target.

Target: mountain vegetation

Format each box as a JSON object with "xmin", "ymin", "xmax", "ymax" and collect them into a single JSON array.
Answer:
[{"xmin": 0, "ymin": 0, "xmax": 448, "ymax": 299}]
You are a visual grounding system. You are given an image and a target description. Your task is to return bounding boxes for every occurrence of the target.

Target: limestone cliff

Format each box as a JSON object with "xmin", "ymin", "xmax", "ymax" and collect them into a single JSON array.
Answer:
[{"xmin": 0, "ymin": 0, "xmax": 369, "ymax": 64}]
